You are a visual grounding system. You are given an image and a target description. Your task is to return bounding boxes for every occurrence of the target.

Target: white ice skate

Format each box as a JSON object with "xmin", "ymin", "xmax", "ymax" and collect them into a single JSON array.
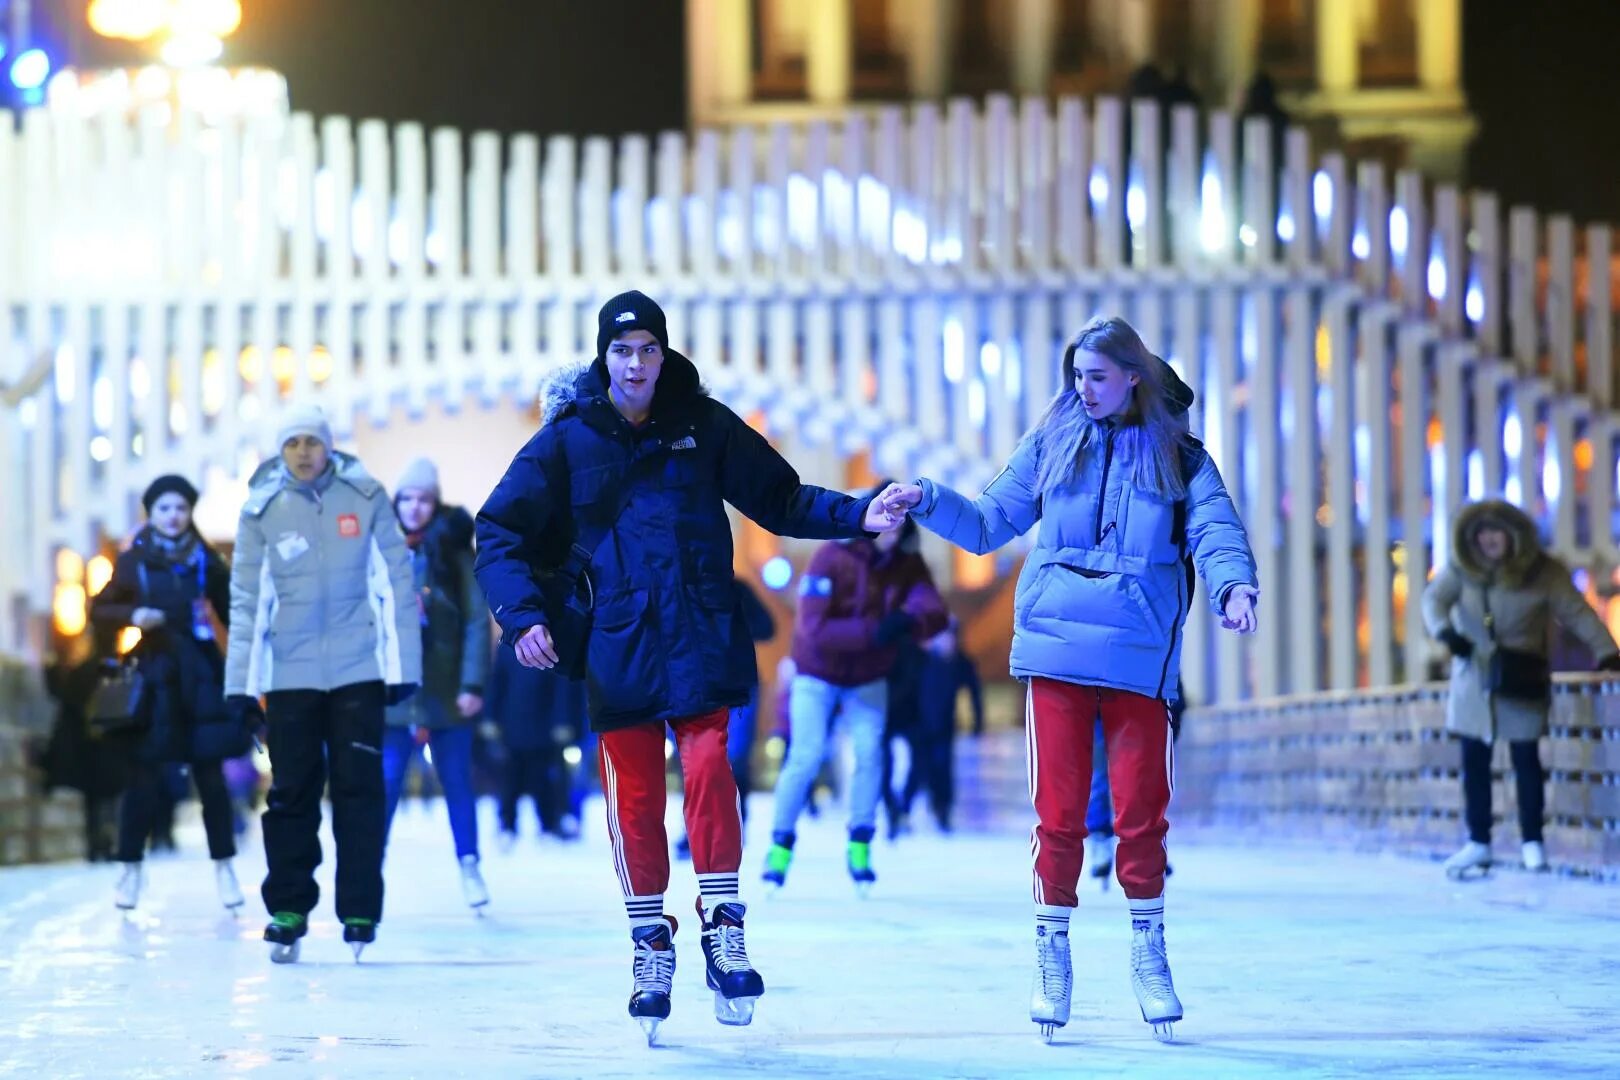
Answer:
[
  {"xmin": 1443, "ymin": 841, "xmax": 1492, "ymax": 880},
  {"xmin": 215, "ymin": 859, "xmax": 244, "ymax": 913},
  {"xmin": 1521, "ymin": 841, "xmax": 1548, "ymax": 873},
  {"xmin": 1085, "ymin": 834, "xmax": 1115, "ymax": 891},
  {"xmin": 1030, "ymin": 926, "xmax": 1072, "ymax": 1042},
  {"xmin": 113, "ymin": 862, "xmax": 143, "ymax": 911},
  {"xmin": 460, "ymin": 854, "xmax": 490, "ymax": 912},
  {"xmin": 1130, "ymin": 918, "xmax": 1183, "ymax": 1042}
]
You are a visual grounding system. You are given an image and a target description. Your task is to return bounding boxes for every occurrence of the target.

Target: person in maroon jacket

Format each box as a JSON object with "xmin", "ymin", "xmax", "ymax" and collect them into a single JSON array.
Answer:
[{"xmin": 762, "ymin": 505, "xmax": 947, "ymax": 894}]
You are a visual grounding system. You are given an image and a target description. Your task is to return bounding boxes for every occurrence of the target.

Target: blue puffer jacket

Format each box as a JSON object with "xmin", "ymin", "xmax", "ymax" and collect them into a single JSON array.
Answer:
[
  {"xmin": 475, "ymin": 349, "xmax": 877, "ymax": 732},
  {"xmin": 913, "ymin": 427, "xmax": 1256, "ymax": 703}
]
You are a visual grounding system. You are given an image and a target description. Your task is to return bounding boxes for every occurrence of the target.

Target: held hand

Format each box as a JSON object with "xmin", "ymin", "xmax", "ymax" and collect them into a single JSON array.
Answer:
[
  {"xmin": 515, "ymin": 624, "xmax": 559, "ymax": 670},
  {"xmin": 456, "ymin": 692, "xmax": 484, "ymax": 719},
  {"xmin": 1221, "ymin": 585, "xmax": 1259, "ymax": 635},
  {"xmin": 882, "ymin": 482, "xmax": 923, "ymax": 515},
  {"xmin": 132, "ymin": 607, "xmax": 166, "ymax": 630}
]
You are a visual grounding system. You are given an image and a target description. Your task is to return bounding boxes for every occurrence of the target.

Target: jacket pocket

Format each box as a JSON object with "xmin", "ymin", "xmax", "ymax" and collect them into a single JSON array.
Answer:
[
  {"xmin": 1021, "ymin": 562, "xmax": 1161, "ymax": 646},
  {"xmin": 585, "ymin": 589, "xmax": 661, "ymax": 716}
]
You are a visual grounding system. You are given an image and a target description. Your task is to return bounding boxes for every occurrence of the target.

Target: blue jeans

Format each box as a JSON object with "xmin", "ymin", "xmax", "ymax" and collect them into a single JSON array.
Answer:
[
  {"xmin": 771, "ymin": 675, "xmax": 887, "ymax": 837},
  {"xmin": 382, "ymin": 724, "xmax": 479, "ymax": 860},
  {"xmin": 1086, "ymin": 718, "xmax": 1113, "ymax": 836}
]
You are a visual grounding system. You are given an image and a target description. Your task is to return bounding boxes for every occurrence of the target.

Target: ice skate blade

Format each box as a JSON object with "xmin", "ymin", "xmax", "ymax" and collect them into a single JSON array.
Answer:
[
  {"xmin": 638, "ymin": 1017, "xmax": 662, "ymax": 1045},
  {"xmin": 350, "ymin": 942, "xmax": 367, "ymax": 962},
  {"xmin": 714, "ymin": 992, "xmax": 757, "ymax": 1026},
  {"xmin": 1038, "ymin": 1022, "xmax": 1059, "ymax": 1043},
  {"xmin": 1151, "ymin": 1021, "xmax": 1176, "ymax": 1042},
  {"xmin": 1445, "ymin": 865, "xmax": 1491, "ymax": 881},
  {"xmin": 269, "ymin": 941, "xmax": 301, "ymax": 965},
  {"xmin": 853, "ymin": 881, "xmax": 873, "ymax": 899}
]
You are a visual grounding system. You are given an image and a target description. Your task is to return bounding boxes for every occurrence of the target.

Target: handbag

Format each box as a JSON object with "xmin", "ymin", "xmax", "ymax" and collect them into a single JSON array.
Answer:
[
  {"xmin": 87, "ymin": 658, "xmax": 148, "ymax": 737},
  {"xmin": 87, "ymin": 563, "xmax": 154, "ymax": 737},
  {"xmin": 1482, "ymin": 590, "xmax": 1551, "ymax": 702}
]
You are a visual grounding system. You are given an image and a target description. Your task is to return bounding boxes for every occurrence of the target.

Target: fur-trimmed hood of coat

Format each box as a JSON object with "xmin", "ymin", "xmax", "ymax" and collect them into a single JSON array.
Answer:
[
  {"xmin": 538, "ymin": 350, "xmax": 709, "ymax": 428},
  {"xmin": 1451, "ymin": 499, "xmax": 1545, "ymax": 587}
]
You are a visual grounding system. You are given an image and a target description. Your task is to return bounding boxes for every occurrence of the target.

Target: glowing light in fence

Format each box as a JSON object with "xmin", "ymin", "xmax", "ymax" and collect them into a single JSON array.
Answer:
[
  {"xmin": 57, "ymin": 550, "xmax": 86, "ymax": 585},
  {"xmin": 1426, "ymin": 235, "xmax": 1447, "ymax": 300},
  {"xmin": 1312, "ymin": 170, "xmax": 1333, "ymax": 227},
  {"xmin": 1502, "ymin": 409, "xmax": 1522, "ymax": 459},
  {"xmin": 967, "ymin": 378, "xmax": 987, "ymax": 429},
  {"xmin": 1276, "ymin": 202, "xmax": 1296, "ymax": 244},
  {"xmin": 162, "ymin": 32, "xmax": 223, "ymax": 67},
  {"xmin": 1389, "ymin": 207, "xmax": 1409, "ymax": 261},
  {"xmin": 1238, "ymin": 223, "xmax": 1258, "ymax": 248},
  {"xmin": 893, "ymin": 205, "xmax": 927, "ymax": 264},
  {"xmin": 1198, "ymin": 155, "xmax": 1226, "ymax": 255},
  {"xmin": 980, "ymin": 341, "xmax": 1003, "ymax": 378},
  {"xmin": 201, "ymin": 349, "xmax": 225, "ymax": 416},
  {"xmin": 823, "ymin": 169, "xmax": 852, "ymax": 245},
  {"xmin": 1351, "ymin": 220, "xmax": 1370, "ymax": 261},
  {"xmin": 787, "ymin": 173, "xmax": 818, "ymax": 252},
  {"xmin": 53, "ymin": 583, "xmax": 87, "ymax": 636},
  {"xmin": 1505, "ymin": 474, "xmax": 1523, "ymax": 505},
  {"xmin": 308, "ymin": 346, "xmax": 335, "ymax": 385},
  {"xmin": 1125, "ymin": 166, "xmax": 1146, "ymax": 232},
  {"xmin": 1088, "ymin": 165, "xmax": 1109, "ymax": 211},
  {"xmin": 942, "ymin": 316, "xmax": 965, "ymax": 384},
  {"xmin": 761, "ymin": 556, "xmax": 793, "ymax": 591},
  {"xmin": 1544, "ymin": 432, "xmax": 1562, "ymax": 503},
  {"xmin": 90, "ymin": 435, "xmax": 114, "ymax": 462},
  {"xmin": 562, "ymin": 746, "xmax": 582, "ymax": 767},
  {"xmin": 1574, "ymin": 437, "xmax": 1594, "ymax": 473},
  {"xmin": 1466, "ymin": 449, "xmax": 1485, "ymax": 501},
  {"xmin": 857, "ymin": 176, "xmax": 891, "ymax": 255},
  {"xmin": 1465, "ymin": 271, "xmax": 1485, "ymax": 323},
  {"xmin": 93, "ymin": 376, "xmax": 114, "ymax": 430}
]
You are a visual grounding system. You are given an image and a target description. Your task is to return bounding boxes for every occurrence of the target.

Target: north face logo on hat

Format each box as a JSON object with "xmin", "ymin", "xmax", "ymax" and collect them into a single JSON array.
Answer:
[{"xmin": 615, "ymin": 311, "xmax": 636, "ymax": 323}]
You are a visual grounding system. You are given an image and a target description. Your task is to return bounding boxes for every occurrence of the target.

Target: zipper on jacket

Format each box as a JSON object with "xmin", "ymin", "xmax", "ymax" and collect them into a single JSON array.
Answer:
[
  {"xmin": 1156, "ymin": 553, "xmax": 1186, "ymax": 698},
  {"xmin": 1094, "ymin": 425, "xmax": 1118, "ymax": 545}
]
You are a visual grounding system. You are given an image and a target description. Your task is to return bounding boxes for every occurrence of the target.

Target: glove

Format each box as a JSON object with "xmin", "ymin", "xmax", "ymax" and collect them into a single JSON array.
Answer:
[
  {"xmin": 873, "ymin": 611, "xmax": 915, "ymax": 647},
  {"xmin": 1437, "ymin": 628, "xmax": 1473, "ymax": 660},
  {"xmin": 1596, "ymin": 654, "xmax": 1620, "ymax": 673},
  {"xmin": 226, "ymin": 694, "xmax": 265, "ymax": 726},
  {"xmin": 386, "ymin": 683, "xmax": 420, "ymax": 707}
]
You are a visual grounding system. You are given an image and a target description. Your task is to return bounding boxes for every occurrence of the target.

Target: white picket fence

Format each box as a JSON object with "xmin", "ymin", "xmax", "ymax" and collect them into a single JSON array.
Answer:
[{"xmin": 0, "ymin": 92, "xmax": 1615, "ymax": 705}]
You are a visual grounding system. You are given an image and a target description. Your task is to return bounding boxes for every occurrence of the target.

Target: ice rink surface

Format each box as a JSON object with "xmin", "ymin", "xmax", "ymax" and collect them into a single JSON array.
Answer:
[{"xmin": 2, "ymin": 795, "xmax": 1618, "ymax": 1079}]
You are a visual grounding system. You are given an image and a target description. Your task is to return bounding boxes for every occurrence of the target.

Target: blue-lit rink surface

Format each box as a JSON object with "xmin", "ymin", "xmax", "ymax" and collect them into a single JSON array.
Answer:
[{"xmin": 3, "ymin": 795, "xmax": 1619, "ymax": 1079}]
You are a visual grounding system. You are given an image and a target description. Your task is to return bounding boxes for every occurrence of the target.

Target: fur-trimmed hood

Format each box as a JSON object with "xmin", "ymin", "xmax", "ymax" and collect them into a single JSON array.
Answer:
[
  {"xmin": 538, "ymin": 349, "xmax": 708, "ymax": 428},
  {"xmin": 1451, "ymin": 499, "xmax": 1545, "ymax": 586}
]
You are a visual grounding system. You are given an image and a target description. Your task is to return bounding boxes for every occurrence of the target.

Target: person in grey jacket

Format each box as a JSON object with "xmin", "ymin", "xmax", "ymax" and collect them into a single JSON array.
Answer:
[
  {"xmin": 879, "ymin": 315, "xmax": 1258, "ymax": 1043},
  {"xmin": 382, "ymin": 457, "xmax": 492, "ymax": 912},
  {"xmin": 225, "ymin": 404, "xmax": 422, "ymax": 962},
  {"xmin": 1422, "ymin": 499, "xmax": 1620, "ymax": 878}
]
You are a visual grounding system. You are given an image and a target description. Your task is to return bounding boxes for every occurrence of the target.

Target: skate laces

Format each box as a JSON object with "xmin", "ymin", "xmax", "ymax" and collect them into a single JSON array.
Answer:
[
  {"xmin": 1131, "ymin": 926, "xmax": 1174, "ymax": 996},
  {"xmin": 633, "ymin": 929, "xmax": 676, "ymax": 994},
  {"xmin": 1036, "ymin": 932, "xmax": 1070, "ymax": 999},
  {"xmin": 704, "ymin": 908, "xmax": 753, "ymax": 975}
]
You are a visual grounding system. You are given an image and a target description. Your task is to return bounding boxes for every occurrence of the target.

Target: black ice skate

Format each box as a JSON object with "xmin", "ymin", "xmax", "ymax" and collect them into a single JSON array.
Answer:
[
  {"xmin": 628, "ymin": 916, "xmax": 678, "ymax": 1045},
  {"xmin": 342, "ymin": 917, "xmax": 376, "ymax": 961},
  {"xmin": 264, "ymin": 912, "xmax": 308, "ymax": 964},
  {"xmin": 698, "ymin": 900, "xmax": 764, "ymax": 1026}
]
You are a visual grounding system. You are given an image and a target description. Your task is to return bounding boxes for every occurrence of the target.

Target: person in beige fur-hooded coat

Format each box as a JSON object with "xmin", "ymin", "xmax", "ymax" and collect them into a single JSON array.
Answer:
[{"xmin": 1421, "ymin": 499, "xmax": 1619, "ymax": 874}]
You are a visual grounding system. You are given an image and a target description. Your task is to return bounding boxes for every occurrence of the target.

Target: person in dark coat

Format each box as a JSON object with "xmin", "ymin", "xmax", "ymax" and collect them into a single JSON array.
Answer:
[
  {"xmin": 475, "ymin": 289, "xmax": 897, "ymax": 1034},
  {"xmin": 382, "ymin": 458, "xmax": 493, "ymax": 911},
  {"xmin": 91, "ymin": 474, "xmax": 245, "ymax": 914},
  {"xmin": 488, "ymin": 643, "xmax": 588, "ymax": 843},
  {"xmin": 904, "ymin": 618, "xmax": 983, "ymax": 832},
  {"xmin": 41, "ymin": 635, "xmax": 129, "ymax": 861}
]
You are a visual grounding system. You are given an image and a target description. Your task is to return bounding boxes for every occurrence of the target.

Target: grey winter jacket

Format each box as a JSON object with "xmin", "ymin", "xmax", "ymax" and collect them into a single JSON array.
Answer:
[
  {"xmin": 913, "ymin": 426, "xmax": 1256, "ymax": 703},
  {"xmin": 225, "ymin": 452, "xmax": 423, "ymax": 697},
  {"xmin": 1421, "ymin": 500, "xmax": 1618, "ymax": 744}
]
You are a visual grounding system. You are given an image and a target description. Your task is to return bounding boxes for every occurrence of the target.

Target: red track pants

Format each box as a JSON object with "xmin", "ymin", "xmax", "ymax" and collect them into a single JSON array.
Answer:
[
  {"xmin": 1027, "ymin": 678, "xmax": 1174, "ymax": 904},
  {"xmin": 597, "ymin": 708, "xmax": 742, "ymax": 903}
]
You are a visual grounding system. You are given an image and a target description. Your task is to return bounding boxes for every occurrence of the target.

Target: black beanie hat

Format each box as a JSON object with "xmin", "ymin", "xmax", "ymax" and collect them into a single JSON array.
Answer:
[
  {"xmin": 142, "ymin": 474, "xmax": 200, "ymax": 515},
  {"xmin": 596, "ymin": 290, "xmax": 669, "ymax": 360}
]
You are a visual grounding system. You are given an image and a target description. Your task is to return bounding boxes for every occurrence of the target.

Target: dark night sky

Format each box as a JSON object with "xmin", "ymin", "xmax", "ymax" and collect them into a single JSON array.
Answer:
[{"xmin": 55, "ymin": 0, "xmax": 1620, "ymax": 224}]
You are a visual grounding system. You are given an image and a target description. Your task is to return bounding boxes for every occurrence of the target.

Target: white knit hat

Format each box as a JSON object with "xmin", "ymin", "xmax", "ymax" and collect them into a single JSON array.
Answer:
[
  {"xmin": 275, "ymin": 404, "xmax": 334, "ymax": 454},
  {"xmin": 395, "ymin": 457, "xmax": 440, "ymax": 498}
]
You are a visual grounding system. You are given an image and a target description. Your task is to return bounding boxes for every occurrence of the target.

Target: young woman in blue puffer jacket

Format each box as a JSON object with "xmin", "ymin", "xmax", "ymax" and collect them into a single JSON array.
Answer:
[{"xmin": 879, "ymin": 315, "xmax": 1259, "ymax": 1043}]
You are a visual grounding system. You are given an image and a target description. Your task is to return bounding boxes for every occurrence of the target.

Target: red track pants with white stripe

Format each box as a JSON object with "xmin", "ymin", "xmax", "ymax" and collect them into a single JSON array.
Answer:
[
  {"xmin": 1027, "ymin": 678, "xmax": 1173, "ymax": 905},
  {"xmin": 597, "ymin": 708, "xmax": 741, "ymax": 898}
]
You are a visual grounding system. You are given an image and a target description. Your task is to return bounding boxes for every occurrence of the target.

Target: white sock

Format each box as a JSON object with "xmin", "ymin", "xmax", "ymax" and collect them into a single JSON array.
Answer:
[
  {"xmin": 697, "ymin": 873, "xmax": 742, "ymax": 922},
  {"xmin": 1128, "ymin": 894, "xmax": 1165, "ymax": 932},
  {"xmin": 625, "ymin": 893, "xmax": 665, "ymax": 931},
  {"xmin": 1035, "ymin": 903, "xmax": 1072, "ymax": 935}
]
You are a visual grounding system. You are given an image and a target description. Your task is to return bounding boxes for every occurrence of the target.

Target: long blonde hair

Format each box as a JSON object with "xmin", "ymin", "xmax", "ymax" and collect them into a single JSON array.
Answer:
[{"xmin": 1032, "ymin": 316, "xmax": 1190, "ymax": 501}]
